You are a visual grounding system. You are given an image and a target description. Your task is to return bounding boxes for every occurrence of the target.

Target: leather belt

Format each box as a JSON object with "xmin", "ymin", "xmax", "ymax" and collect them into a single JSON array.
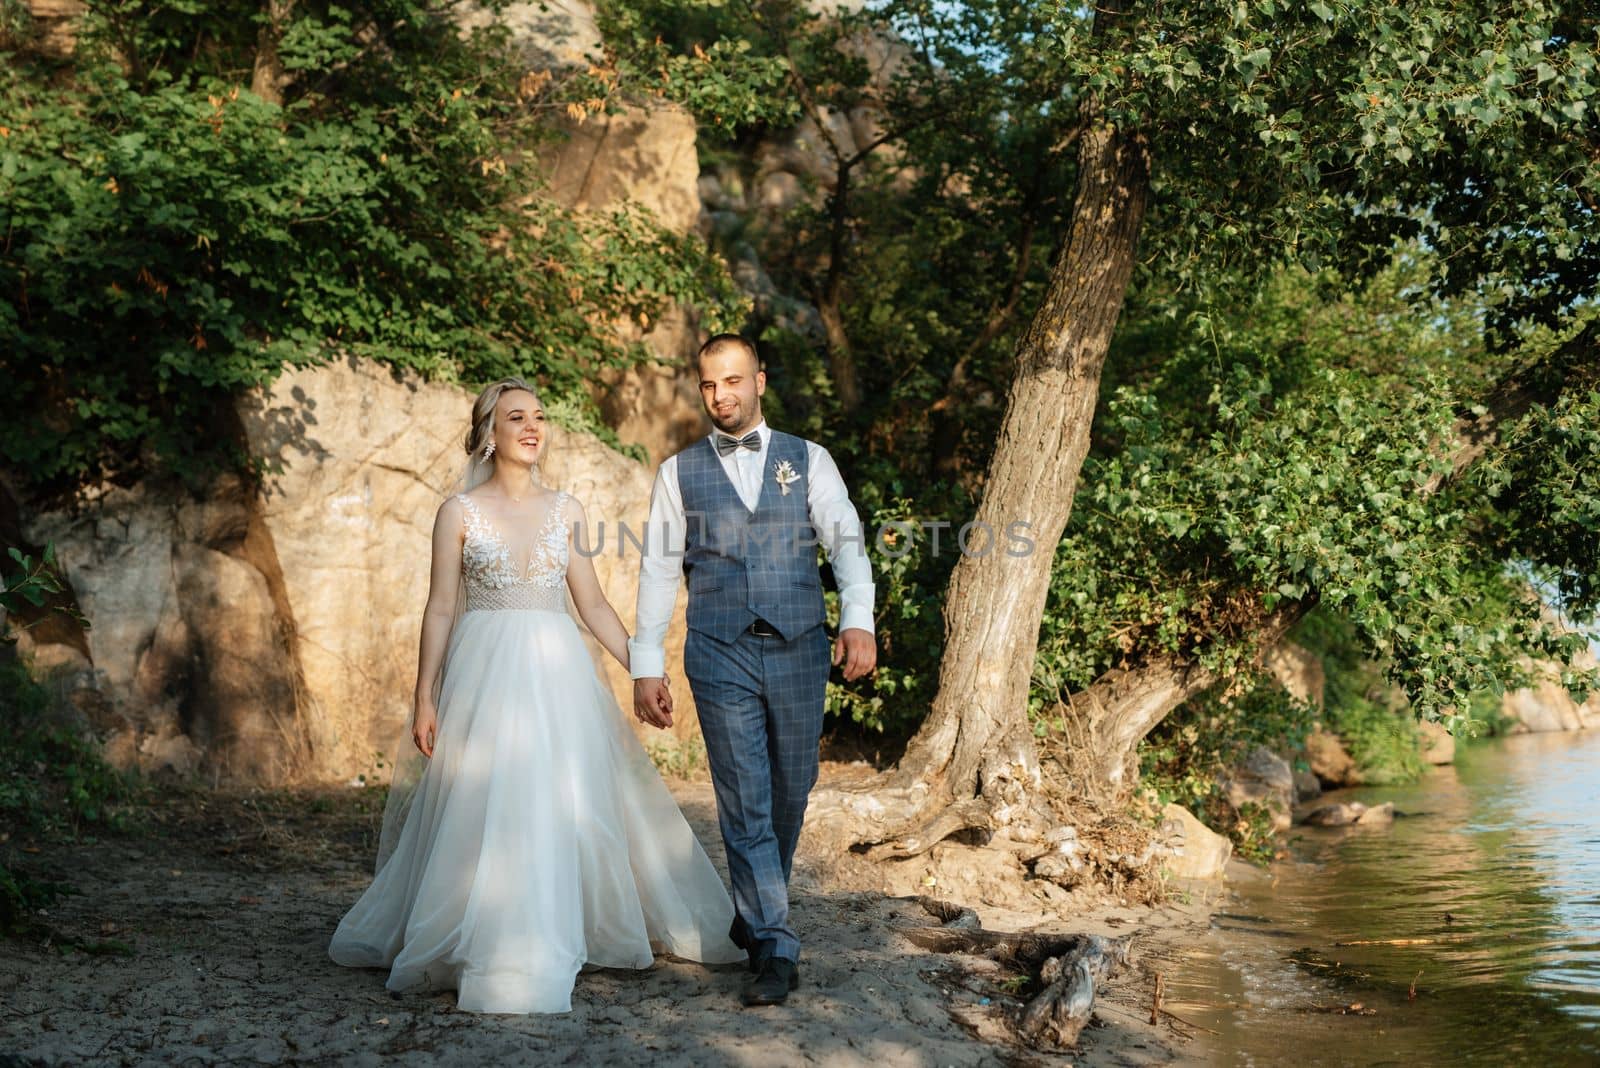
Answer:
[{"xmin": 748, "ymin": 618, "xmax": 780, "ymax": 638}]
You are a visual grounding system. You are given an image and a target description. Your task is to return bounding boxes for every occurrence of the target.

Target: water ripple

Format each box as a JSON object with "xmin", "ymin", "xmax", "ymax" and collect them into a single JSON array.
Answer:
[{"xmin": 1172, "ymin": 730, "xmax": 1600, "ymax": 1065}]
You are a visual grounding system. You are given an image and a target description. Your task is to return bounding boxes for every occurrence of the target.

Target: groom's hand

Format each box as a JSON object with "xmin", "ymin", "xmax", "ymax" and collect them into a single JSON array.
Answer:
[
  {"xmin": 633, "ymin": 677, "xmax": 674, "ymax": 730},
  {"xmin": 833, "ymin": 628, "xmax": 877, "ymax": 682}
]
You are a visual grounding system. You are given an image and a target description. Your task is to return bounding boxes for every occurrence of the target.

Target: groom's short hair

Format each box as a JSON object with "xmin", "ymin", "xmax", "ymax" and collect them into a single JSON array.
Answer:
[{"xmin": 696, "ymin": 333, "xmax": 760, "ymax": 375}]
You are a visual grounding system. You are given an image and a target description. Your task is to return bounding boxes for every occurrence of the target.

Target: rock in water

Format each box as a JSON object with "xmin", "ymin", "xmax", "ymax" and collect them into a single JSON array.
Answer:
[
  {"xmin": 1302, "ymin": 802, "xmax": 1366, "ymax": 827},
  {"xmin": 1305, "ymin": 730, "xmax": 1360, "ymax": 787},
  {"xmin": 1354, "ymin": 801, "xmax": 1395, "ymax": 825},
  {"xmin": 1302, "ymin": 800, "xmax": 1396, "ymax": 827}
]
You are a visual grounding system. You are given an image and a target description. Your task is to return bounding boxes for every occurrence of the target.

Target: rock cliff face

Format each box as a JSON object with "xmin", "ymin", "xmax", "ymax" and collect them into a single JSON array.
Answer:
[
  {"xmin": 15, "ymin": 360, "xmax": 698, "ymax": 784},
  {"xmin": 1501, "ymin": 667, "xmax": 1600, "ymax": 733},
  {"xmin": 17, "ymin": 475, "xmax": 301, "ymax": 782},
  {"xmin": 541, "ymin": 101, "xmax": 714, "ymax": 464}
]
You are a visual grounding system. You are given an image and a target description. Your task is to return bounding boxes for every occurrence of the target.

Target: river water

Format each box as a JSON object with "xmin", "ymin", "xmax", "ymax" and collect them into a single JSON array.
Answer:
[{"xmin": 1158, "ymin": 729, "xmax": 1600, "ymax": 1066}]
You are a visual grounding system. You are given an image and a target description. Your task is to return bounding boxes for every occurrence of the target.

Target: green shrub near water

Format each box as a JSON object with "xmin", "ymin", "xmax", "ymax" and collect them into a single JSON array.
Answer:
[
  {"xmin": 1139, "ymin": 679, "xmax": 1317, "ymax": 864},
  {"xmin": 1295, "ymin": 609, "xmax": 1425, "ymax": 785}
]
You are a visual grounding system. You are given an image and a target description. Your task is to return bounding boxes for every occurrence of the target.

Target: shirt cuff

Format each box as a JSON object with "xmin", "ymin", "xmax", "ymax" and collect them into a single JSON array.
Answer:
[
  {"xmin": 839, "ymin": 602, "xmax": 875, "ymax": 636},
  {"xmin": 627, "ymin": 638, "xmax": 666, "ymax": 680}
]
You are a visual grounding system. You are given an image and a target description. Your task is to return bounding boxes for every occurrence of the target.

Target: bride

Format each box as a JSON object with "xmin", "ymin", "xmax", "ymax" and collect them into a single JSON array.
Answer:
[{"xmin": 329, "ymin": 377, "xmax": 743, "ymax": 1013}]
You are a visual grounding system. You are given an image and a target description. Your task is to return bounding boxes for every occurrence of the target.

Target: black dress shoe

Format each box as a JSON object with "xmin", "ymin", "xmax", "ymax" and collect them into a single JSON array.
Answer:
[
  {"xmin": 742, "ymin": 957, "xmax": 799, "ymax": 1007},
  {"xmin": 729, "ymin": 916, "xmax": 761, "ymax": 973}
]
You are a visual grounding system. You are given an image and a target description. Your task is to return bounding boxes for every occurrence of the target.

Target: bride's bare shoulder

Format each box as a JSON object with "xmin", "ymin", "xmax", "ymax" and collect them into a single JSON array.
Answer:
[{"xmin": 434, "ymin": 493, "xmax": 468, "ymax": 531}]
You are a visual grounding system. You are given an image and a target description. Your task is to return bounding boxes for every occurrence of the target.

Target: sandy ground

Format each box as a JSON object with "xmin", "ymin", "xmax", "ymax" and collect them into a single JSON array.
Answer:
[{"xmin": 0, "ymin": 777, "xmax": 1213, "ymax": 1067}]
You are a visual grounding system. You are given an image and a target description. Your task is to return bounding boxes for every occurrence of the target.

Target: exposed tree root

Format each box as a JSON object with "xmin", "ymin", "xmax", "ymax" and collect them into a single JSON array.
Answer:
[
  {"xmin": 864, "ymin": 797, "xmax": 997, "ymax": 860},
  {"xmin": 903, "ymin": 924, "xmax": 1093, "ymax": 969}
]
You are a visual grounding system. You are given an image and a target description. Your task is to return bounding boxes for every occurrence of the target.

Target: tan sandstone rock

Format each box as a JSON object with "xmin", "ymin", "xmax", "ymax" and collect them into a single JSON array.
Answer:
[
  {"xmin": 20, "ymin": 0, "xmax": 85, "ymax": 58},
  {"xmin": 539, "ymin": 101, "xmax": 712, "ymax": 464},
  {"xmin": 457, "ymin": 0, "xmax": 602, "ymax": 70},
  {"xmin": 1159, "ymin": 803, "xmax": 1232, "ymax": 880},
  {"xmin": 237, "ymin": 358, "xmax": 696, "ymax": 782},
  {"xmin": 1304, "ymin": 728, "xmax": 1360, "ymax": 787},
  {"xmin": 1265, "ymin": 641, "xmax": 1325, "ymax": 708},
  {"xmin": 19, "ymin": 476, "xmax": 301, "ymax": 781},
  {"xmin": 1417, "ymin": 719, "xmax": 1455, "ymax": 765},
  {"xmin": 1503, "ymin": 675, "xmax": 1592, "ymax": 733}
]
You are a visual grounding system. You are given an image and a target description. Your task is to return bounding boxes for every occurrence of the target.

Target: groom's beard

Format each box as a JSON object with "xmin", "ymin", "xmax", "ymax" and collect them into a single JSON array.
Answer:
[{"xmin": 710, "ymin": 403, "xmax": 758, "ymax": 435}]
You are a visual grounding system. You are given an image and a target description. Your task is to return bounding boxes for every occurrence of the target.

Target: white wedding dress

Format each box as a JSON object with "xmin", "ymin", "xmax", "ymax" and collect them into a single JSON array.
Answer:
[{"xmin": 329, "ymin": 491, "xmax": 743, "ymax": 1014}]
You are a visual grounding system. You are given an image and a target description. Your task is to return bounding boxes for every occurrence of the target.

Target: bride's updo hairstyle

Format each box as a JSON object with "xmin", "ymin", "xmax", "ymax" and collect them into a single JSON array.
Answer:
[{"xmin": 465, "ymin": 376, "xmax": 541, "ymax": 459}]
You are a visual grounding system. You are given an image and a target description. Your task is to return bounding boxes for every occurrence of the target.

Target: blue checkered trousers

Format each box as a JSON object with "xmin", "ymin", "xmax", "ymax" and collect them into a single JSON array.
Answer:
[{"xmin": 678, "ymin": 430, "xmax": 831, "ymax": 964}]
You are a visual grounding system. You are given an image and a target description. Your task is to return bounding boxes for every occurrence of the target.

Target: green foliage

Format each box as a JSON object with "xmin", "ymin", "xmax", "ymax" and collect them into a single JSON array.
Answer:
[
  {"xmin": 823, "ymin": 496, "xmax": 954, "ymax": 733},
  {"xmin": 591, "ymin": 0, "xmax": 798, "ymax": 136},
  {"xmin": 603, "ymin": 0, "xmax": 1076, "ymax": 480},
  {"xmin": 1295, "ymin": 609, "xmax": 1425, "ymax": 784},
  {"xmin": 1035, "ymin": 256, "xmax": 1584, "ymax": 734},
  {"xmin": 1481, "ymin": 363, "xmax": 1600, "ymax": 628},
  {"xmin": 1139, "ymin": 677, "xmax": 1315, "ymax": 863},
  {"xmin": 0, "ymin": 1, "xmax": 746, "ymax": 492},
  {"xmin": 0, "ymin": 658, "xmax": 133, "ymax": 935},
  {"xmin": 1055, "ymin": 0, "xmax": 1600, "ymax": 343}
]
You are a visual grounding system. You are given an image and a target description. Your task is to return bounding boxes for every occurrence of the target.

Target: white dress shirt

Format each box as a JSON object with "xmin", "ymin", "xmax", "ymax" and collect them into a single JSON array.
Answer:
[{"xmin": 628, "ymin": 420, "xmax": 875, "ymax": 679}]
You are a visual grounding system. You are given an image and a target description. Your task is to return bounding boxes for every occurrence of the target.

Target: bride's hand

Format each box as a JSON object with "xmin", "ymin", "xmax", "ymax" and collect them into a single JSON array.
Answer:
[{"xmin": 412, "ymin": 704, "xmax": 438, "ymax": 758}]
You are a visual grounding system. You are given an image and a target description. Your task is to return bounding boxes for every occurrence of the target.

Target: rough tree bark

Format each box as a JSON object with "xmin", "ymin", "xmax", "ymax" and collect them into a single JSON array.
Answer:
[
  {"xmin": 810, "ymin": 102, "xmax": 1152, "ymax": 850},
  {"xmin": 250, "ymin": 0, "xmax": 294, "ymax": 106},
  {"xmin": 814, "ymin": 155, "xmax": 863, "ymax": 413}
]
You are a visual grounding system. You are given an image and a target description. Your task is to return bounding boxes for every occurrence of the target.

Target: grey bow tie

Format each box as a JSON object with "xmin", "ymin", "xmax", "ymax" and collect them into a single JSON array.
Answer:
[{"xmin": 715, "ymin": 431, "xmax": 761, "ymax": 456}]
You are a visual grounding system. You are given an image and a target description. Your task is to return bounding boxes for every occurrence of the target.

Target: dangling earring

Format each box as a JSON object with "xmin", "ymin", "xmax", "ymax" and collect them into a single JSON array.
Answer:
[{"xmin": 482, "ymin": 438, "xmax": 496, "ymax": 460}]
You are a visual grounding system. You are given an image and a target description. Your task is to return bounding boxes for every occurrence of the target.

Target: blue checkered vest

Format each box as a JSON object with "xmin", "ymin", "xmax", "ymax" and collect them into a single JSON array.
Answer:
[{"xmin": 677, "ymin": 430, "xmax": 824, "ymax": 642}]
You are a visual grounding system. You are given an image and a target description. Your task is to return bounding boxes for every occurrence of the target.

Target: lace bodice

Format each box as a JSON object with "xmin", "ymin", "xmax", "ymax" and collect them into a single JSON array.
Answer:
[{"xmin": 458, "ymin": 491, "xmax": 570, "ymax": 613}]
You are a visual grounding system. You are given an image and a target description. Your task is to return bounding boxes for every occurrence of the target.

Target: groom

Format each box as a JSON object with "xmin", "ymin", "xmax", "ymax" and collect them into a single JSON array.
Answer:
[{"xmin": 629, "ymin": 333, "xmax": 877, "ymax": 1007}]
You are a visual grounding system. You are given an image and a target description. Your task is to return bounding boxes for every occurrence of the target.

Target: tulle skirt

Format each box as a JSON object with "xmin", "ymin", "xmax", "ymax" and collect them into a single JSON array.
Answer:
[{"xmin": 328, "ymin": 607, "xmax": 743, "ymax": 1013}]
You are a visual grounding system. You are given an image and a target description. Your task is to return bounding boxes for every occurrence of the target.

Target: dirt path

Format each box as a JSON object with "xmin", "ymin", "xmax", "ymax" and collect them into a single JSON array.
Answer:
[{"xmin": 0, "ymin": 780, "xmax": 1205, "ymax": 1066}]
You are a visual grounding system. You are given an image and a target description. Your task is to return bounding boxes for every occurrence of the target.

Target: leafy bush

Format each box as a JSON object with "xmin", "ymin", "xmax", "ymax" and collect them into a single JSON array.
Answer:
[
  {"xmin": 1138, "ymin": 677, "xmax": 1316, "ymax": 863},
  {"xmin": 1, "ymin": 0, "xmax": 746, "ymax": 493},
  {"xmin": 1294, "ymin": 608, "xmax": 1424, "ymax": 784},
  {"xmin": 2, "ymin": 543, "xmax": 126, "ymax": 935},
  {"xmin": 0, "ymin": 658, "xmax": 134, "ymax": 935},
  {"xmin": 2, "ymin": 544, "xmax": 79, "ymax": 632},
  {"xmin": 824, "ymin": 496, "xmax": 955, "ymax": 734},
  {"xmin": 1033, "ymin": 261, "xmax": 1586, "ymax": 732}
]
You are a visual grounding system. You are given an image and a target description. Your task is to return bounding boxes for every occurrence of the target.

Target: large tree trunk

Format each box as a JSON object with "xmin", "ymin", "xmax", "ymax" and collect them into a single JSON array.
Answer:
[
  {"xmin": 812, "ymin": 115, "xmax": 1151, "ymax": 849},
  {"xmin": 250, "ymin": 0, "xmax": 294, "ymax": 105},
  {"xmin": 816, "ymin": 158, "xmax": 863, "ymax": 413}
]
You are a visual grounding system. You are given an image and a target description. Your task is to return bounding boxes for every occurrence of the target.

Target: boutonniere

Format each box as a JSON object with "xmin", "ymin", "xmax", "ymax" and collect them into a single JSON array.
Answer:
[{"xmin": 773, "ymin": 459, "xmax": 800, "ymax": 496}]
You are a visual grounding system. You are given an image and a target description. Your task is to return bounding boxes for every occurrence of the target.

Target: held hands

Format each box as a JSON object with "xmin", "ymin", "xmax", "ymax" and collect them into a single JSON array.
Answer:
[
  {"xmin": 412, "ymin": 701, "xmax": 438, "ymax": 758},
  {"xmin": 833, "ymin": 627, "xmax": 877, "ymax": 682},
  {"xmin": 633, "ymin": 675, "xmax": 674, "ymax": 730}
]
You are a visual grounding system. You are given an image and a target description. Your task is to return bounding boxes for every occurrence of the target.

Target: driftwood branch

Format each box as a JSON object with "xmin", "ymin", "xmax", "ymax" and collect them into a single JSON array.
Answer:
[{"xmin": 901, "ymin": 896, "xmax": 1131, "ymax": 1050}]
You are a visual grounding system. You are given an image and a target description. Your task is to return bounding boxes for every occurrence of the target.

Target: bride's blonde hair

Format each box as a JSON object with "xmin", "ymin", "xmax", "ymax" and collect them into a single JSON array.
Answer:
[{"xmin": 465, "ymin": 377, "xmax": 541, "ymax": 458}]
